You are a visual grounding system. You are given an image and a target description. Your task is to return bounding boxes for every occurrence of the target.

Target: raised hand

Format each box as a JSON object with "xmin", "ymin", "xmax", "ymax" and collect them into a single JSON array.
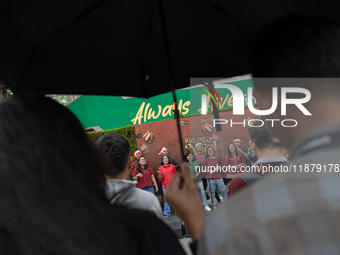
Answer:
[{"xmin": 166, "ymin": 163, "xmax": 204, "ymax": 241}]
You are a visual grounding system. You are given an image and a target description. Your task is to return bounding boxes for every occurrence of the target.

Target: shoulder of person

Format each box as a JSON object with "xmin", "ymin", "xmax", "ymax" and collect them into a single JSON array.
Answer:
[
  {"xmin": 228, "ymin": 177, "xmax": 248, "ymax": 197},
  {"xmin": 134, "ymin": 190, "xmax": 162, "ymax": 215},
  {"xmin": 230, "ymin": 176, "xmax": 246, "ymax": 186},
  {"xmin": 170, "ymin": 155, "xmax": 179, "ymax": 161},
  {"xmin": 134, "ymin": 188, "xmax": 156, "ymax": 200},
  {"xmin": 193, "ymin": 160, "xmax": 201, "ymax": 165}
]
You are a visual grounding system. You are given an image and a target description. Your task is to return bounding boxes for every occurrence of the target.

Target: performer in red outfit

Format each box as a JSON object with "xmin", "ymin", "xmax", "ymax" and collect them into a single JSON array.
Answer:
[
  {"xmin": 130, "ymin": 150, "xmax": 150, "ymax": 172},
  {"xmin": 201, "ymin": 146, "xmax": 228, "ymax": 209},
  {"xmin": 224, "ymin": 143, "xmax": 246, "ymax": 179},
  {"xmin": 157, "ymin": 155, "xmax": 177, "ymax": 217},
  {"xmin": 131, "ymin": 156, "xmax": 158, "ymax": 193}
]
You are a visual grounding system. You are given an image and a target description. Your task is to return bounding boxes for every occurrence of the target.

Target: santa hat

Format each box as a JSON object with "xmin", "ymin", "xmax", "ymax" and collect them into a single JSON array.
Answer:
[
  {"xmin": 159, "ymin": 147, "xmax": 168, "ymax": 155},
  {"xmin": 232, "ymin": 137, "xmax": 241, "ymax": 143},
  {"xmin": 195, "ymin": 143, "xmax": 203, "ymax": 149},
  {"xmin": 133, "ymin": 150, "xmax": 141, "ymax": 158}
]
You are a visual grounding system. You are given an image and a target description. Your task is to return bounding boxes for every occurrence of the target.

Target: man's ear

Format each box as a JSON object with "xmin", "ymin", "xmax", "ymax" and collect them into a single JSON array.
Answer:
[
  {"xmin": 249, "ymin": 139, "xmax": 257, "ymax": 153},
  {"xmin": 127, "ymin": 156, "xmax": 132, "ymax": 170}
]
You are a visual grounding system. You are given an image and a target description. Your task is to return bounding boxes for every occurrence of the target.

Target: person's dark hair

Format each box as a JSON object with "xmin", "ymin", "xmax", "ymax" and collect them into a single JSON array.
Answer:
[
  {"xmin": 137, "ymin": 156, "xmax": 149, "ymax": 173},
  {"xmin": 250, "ymin": 13, "xmax": 340, "ymax": 95},
  {"xmin": 96, "ymin": 133, "xmax": 131, "ymax": 177},
  {"xmin": 184, "ymin": 152, "xmax": 196, "ymax": 162},
  {"xmin": 249, "ymin": 120, "xmax": 282, "ymax": 150},
  {"xmin": 161, "ymin": 155, "xmax": 171, "ymax": 165},
  {"xmin": 0, "ymin": 95, "xmax": 166, "ymax": 254},
  {"xmin": 227, "ymin": 143, "xmax": 239, "ymax": 158},
  {"xmin": 251, "ymin": 14, "xmax": 340, "ymax": 80}
]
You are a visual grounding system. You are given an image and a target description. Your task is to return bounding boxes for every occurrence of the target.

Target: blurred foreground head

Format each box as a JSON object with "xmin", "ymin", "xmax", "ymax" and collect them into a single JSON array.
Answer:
[
  {"xmin": 0, "ymin": 95, "xmax": 160, "ymax": 254},
  {"xmin": 249, "ymin": 120, "xmax": 287, "ymax": 158},
  {"xmin": 0, "ymin": 95, "xmax": 104, "ymax": 193},
  {"xmin": 251, "ymin": 14, "xmax": 340, "ymax": 149},
  {"xmin": 251, "ymin": 14, "xmax": 340, "ymax": 78}
]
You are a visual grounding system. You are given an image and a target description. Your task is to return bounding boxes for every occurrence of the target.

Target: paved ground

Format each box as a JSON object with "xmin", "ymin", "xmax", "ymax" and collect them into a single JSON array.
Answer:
[{"xmin": 164, "ymin": 198, "xmax": 223, "ymax": 254}]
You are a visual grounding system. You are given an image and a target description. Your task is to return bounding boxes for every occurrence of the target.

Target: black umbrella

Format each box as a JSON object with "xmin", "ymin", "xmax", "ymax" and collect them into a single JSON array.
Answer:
[
  {"xmin": 1, "ymin": 0, "xmax": 340, "ymax": 157},
  {"xmin": 1, "ymin": 0, "xmax": 339, "ymax": 97},
  {"xmin": 0, "ymin": 0, "xmax": 247, "ymax": 97}
]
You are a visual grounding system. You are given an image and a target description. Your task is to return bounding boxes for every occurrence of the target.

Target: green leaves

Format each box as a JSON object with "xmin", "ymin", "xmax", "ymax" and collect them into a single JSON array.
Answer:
[{"xmin": 86, "ymin": 125, "xmax": 137, "ymax": 156}]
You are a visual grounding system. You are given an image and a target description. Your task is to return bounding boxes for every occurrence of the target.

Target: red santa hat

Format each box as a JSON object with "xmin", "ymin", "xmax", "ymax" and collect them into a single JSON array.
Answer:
[
  {"xmin": 133, "ymin": 150, "xmax": 142, "ymax": 158},
  {"xmin": 232, "ymin": 137, "xmax": 241, "ymax": 143},
  {"xmin": 158, "ymin": 147, "xmax": 168, "ymax": 155}
]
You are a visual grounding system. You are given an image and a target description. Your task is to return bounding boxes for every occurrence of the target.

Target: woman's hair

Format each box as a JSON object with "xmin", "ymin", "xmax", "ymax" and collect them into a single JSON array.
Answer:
[
  {"xmin": 161, "ymin": 155, "xmax": 171, "ymax": 165},
  {"xmin": 137, "ymin": 156, "xmax": 149, "ymax": 173},
  {"xmin": 184, "ymin": 152, "xmax": 196, "ymax": 162},
  {"xmin": 205, "ymin": 146, "xmax": 215, "ymax": 158},
  {"xmin": 0, "ymin": 96, "xmax": 163, "ymax": 254},
  {"xmin": 227, "ymin": 143, "xmax": 239, "ymax": 158}
]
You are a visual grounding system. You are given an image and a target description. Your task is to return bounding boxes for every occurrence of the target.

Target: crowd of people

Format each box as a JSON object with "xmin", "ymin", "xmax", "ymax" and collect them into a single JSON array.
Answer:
[
  {"xmin": 2, "ymin": 13, "xmax": 340, "ymax": 255},
  {"xmin": 124, "ymin": 136, "xmax": 262, "ymax": 216}
]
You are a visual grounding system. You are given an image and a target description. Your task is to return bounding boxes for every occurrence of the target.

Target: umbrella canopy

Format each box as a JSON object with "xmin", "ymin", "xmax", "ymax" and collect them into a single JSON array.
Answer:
[{"xmin": 1, "ymin": 0, "xmax": 339, "ymax": 98}]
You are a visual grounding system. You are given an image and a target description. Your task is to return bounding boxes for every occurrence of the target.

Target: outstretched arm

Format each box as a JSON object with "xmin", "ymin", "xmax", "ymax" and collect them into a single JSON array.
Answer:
[
  {"xmin": 157, "ymin": 169, "xmax": 163, "ymax": 181},
  {"xmin": 238, "ymin": 148, "xmax": 249, "ymax": 161},
  {"xmin": 151, "ymin": 174, "xmax": 158, "ymax": 191},
  {"xmin": 133, "ymin": 173, "xmax": 143, "ymax": 180}
]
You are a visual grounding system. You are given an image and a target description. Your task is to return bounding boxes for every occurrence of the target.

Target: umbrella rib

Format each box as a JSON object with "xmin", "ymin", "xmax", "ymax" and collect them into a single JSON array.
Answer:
[
  {"xmin": 142, "ymin": 0, "xmax": 157, "ymax": 98},
  {"xmin": 40, "ymin": 0, "xmax": 110, "ymax": 45},
  {"xmin": 158, "ymin": 0, "xmax": 185, "ymax": 161},
  {"xmin": 201, "ymin": 0, "xmax": 251, "ymax": 39},
  {"xmin": 15, "ymin": 0, "xmax": 111, "ymax": 94}
]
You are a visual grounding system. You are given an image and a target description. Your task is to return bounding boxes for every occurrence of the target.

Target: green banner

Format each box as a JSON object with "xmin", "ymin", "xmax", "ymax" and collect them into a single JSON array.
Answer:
[{"xmin": 67, "ymin": 76, "xmax": 254, "ymax": 130}]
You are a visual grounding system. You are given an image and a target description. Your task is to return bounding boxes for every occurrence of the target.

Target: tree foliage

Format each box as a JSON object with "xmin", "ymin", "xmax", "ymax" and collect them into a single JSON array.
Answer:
[
  {"xmin": 47, "ymin": 94, "xmax": 82, "ymax": 106},
  {"xmin": 86, "ymin": 125, "xmax": 137, "ymax": 156},
  {"xmin": 0, "ymin": 84, "xmax": 13, "ymax": 99}
]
